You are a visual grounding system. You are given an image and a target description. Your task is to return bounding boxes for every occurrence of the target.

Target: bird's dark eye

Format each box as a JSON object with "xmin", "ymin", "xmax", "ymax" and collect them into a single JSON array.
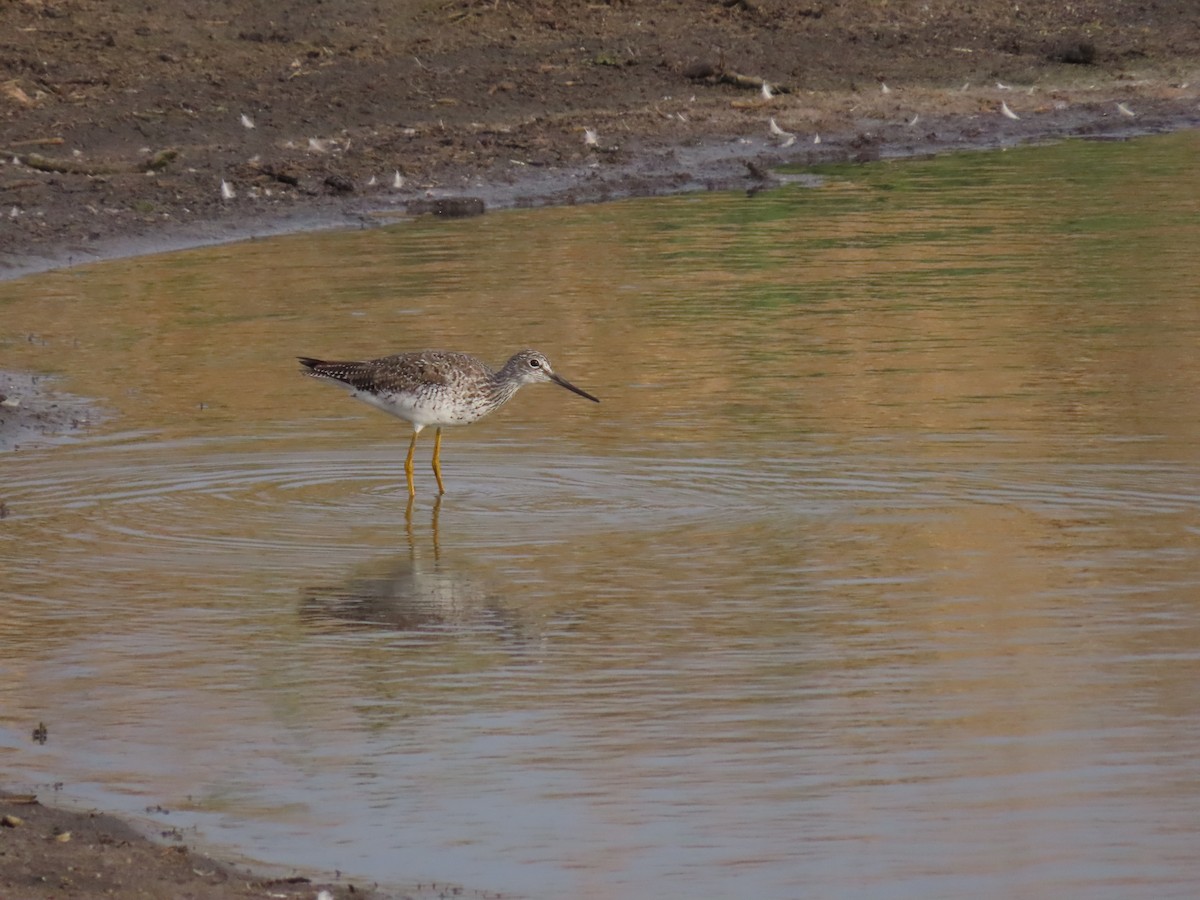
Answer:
[{"xmin": 529, "ymin": 358, "xmax": 541, "ymax": 368}]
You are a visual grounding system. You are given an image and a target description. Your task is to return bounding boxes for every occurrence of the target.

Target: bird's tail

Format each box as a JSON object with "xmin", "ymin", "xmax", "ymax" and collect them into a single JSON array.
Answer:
[{"xmin": 298, "ymin": 357, "xmax": 368, "ymax": 389}]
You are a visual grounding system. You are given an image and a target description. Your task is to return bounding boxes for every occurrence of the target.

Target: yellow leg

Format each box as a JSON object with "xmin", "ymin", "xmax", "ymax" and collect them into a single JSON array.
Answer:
[
  {"xmin": 431, "ymin": 427, "xmax": 446, "ymax": 495},
  {"xmin": 405, "ymin": 430, "xmax": 419, "ymax": 497}
]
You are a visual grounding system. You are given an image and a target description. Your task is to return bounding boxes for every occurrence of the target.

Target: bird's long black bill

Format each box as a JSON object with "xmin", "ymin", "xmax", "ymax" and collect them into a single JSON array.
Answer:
[{"xmin": 551, "ymin": 372, "xmax": 600, "ymax": 403}]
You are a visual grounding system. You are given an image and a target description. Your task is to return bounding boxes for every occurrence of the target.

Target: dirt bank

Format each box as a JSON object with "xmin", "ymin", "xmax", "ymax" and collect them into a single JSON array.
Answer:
[
  {"xmin": 0, "ymin": 791, "xmax": 395, "ymax": 900},
  {"xmin": 2, "ymin": 0, "xmax": 1199, "ymax": 280},
  {"xmin": 2, "ymin": 1, "xmax": 1199, "ymax": 896}
]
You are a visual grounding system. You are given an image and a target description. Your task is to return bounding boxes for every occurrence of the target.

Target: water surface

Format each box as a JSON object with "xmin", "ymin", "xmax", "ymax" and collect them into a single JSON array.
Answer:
[{"xmin": 3, "ymin": 131, "xmax": 1200, "ymax": 899}]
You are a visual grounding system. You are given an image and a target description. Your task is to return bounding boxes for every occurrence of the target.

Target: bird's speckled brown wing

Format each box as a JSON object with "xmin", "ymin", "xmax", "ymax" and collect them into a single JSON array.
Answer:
[{"xmin": 298, "ymin": 351, "xmax": 491, "ymax": 394}]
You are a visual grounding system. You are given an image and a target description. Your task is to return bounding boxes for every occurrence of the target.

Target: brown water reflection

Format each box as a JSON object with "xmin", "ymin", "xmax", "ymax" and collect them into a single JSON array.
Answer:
[{"xmin": 2, "ymin": 132, "xmax": 1200, "ymax": 898}]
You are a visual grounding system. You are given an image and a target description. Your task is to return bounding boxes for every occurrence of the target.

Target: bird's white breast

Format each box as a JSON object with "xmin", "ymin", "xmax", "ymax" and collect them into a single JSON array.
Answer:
[{"xmin": 352, "ymin": 386, "xmax": 490, "ymax": 430}]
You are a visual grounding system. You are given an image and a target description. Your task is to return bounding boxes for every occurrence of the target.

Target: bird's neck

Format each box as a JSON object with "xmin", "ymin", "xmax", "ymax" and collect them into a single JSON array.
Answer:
[{"xmin": 488, "ymin": 374, "xmax": 523, "ymax": 406}]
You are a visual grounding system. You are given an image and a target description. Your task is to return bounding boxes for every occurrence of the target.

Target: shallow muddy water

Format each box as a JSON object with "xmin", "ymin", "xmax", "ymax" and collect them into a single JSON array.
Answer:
[{"xmin": 3, "ymin": 132, "xmax": 1200, "ymax": 899}]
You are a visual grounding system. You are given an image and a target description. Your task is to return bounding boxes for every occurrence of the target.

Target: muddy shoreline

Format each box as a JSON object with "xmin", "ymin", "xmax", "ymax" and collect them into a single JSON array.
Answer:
[
  {"xmin": 3, "ymin": 0, "xmax": 1199, "ymax": 895},
  {"xmin": 5, "ymin": 91, "xmax": 1200, "ymax": 283},
  {"xmin": 4, "ymin": 0, "xmax": 1200, "ymax": 282},
  {"xmin": 0, "ymin": 790, "xmax": 399, "ymax": 900}
]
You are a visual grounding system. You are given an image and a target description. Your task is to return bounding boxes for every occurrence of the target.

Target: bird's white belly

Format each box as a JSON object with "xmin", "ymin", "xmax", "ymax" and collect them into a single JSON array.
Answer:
[{"xmin": 352, "ymin": 387, "xmax": 487, "ymax": 429}]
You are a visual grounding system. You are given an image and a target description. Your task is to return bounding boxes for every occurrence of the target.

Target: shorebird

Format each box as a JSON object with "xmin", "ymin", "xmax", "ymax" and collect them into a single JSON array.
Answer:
[{"xmin": 298, "ymin": 349, "xmax": 599, "ymax": 495}]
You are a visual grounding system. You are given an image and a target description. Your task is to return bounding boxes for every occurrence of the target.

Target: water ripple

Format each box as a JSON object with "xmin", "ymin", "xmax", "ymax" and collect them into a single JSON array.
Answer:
[{"xmin": 6, "ymin": 439, "xmax": 1197, "ymax": 585}]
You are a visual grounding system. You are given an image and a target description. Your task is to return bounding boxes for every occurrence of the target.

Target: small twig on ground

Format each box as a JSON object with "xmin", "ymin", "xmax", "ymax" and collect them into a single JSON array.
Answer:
[
  {"xmin": 3, "ymin": 148, "xmax": 178, "ymax": 175},
  {"xmin": 7, "ymin": 137, "xmax": 65, "ymax": 148}
]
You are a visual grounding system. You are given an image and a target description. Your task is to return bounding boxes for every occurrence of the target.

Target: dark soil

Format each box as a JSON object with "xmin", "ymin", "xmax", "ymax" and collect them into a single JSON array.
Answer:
[
  {"xmin": 0, "ymin": 791, "xmax": 389, "ymax": 900},
  {"xmin": 2, "ymin": 0, "xmax": 1199, "ymax": 895},
  {"xmin": 3, "ymin": 0, "xmax": 1199, "ymax": 281}
]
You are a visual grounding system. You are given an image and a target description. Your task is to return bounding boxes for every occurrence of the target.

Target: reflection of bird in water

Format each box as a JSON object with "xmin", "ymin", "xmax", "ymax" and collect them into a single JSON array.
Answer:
[
  {"xmin": 298, "ymin": 348, "xmax": 599, "ymax": 496},
  {"xmin": 300, "ymin": 555, "xmax": 495, "ymax": 631},
  {"xmin": 300, "ymin": 500, "xmax": 518, "ymax": 636}
]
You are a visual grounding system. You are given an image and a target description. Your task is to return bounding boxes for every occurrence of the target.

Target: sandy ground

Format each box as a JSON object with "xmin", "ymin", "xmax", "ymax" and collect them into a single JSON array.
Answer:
[{"xmin": 2, "ymin": 0, "xmax": 1200, "ymax": 896}]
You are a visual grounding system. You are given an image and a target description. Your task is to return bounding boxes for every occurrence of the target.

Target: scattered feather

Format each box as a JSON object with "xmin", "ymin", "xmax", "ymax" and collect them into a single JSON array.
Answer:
[
  {"xmin": 996, "ymin": 81, "xmax": 1011, "ymax": 90},
  {"xmin": 307, "ymin": 137, "xmax": 330, "ymax": 154},
  {"xmin": 220, "ymin": 179, "xmax": 235, "ymax": 200},
  {"xmin": 813, "ymin": 133, "xmax": 821, "ymax": 144},
  {"xmin": 392, "ymin": 170, "xmax": 405, "ymax": 189},
  {"xmin": 9, "ymin": 206, "xmax": 20, "ymax": 219},
  {"xmin": 240, "ymin": 113, "xmax": 255, "ymax": 129},
  {"xmin": 880, "ymin": 82, "xmax": 891, "ymax": 94},
  {"xmin": 583, "ymin": 128, "xmax": 599, "ymax": 146},
  {"xmin": 1116, "ymin": 102, "xmax": 1136, "ymax": 117},
  {"xmin": 960, "ymin": 81, "xmax": 971, "ymax": 92},
  {"xmin": 768, "ymin": 118, "xmax": 796, "ymax": 147},
  {"xmin": 366, "ymin": 174, "xmax": 377, "ymax": 186},
  {"xmin": 761, "ymin": 81, "xmax": 774, "ymax": 100},
  {"xmin": 907, "ymin": 113, "xmax": 919, "ymax": 126},
  {"xmin": 1000, "ymin": 101, "xmax": 1020, "ymax": 120}
]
